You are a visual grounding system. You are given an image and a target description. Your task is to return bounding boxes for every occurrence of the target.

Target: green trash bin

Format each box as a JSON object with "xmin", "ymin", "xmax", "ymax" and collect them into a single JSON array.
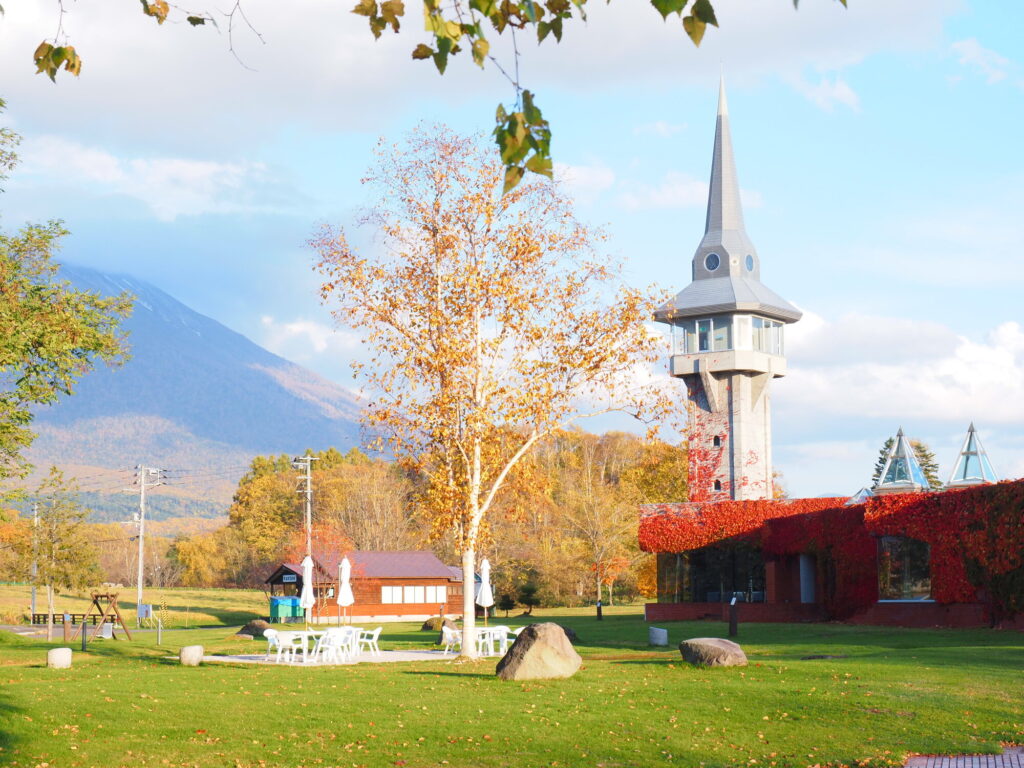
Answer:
[{"xmin": 269, "ymin": 597, "xmax": 288, "ymax": 621}]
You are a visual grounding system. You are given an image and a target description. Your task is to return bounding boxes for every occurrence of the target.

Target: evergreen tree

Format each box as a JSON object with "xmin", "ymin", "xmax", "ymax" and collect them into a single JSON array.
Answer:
[
  {"xmin": 910, "ymin": 440, "xmax": 942, "ymax": 491},
  {"xmin": 871, "ymin": 437, "xmax": 895, "ymax": 488}
]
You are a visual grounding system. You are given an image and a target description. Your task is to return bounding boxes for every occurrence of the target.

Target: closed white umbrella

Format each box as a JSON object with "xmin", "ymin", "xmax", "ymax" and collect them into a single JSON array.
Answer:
[
  {"xmin": 476, "ymin": 558, "xmax": 494, "ymax": 625},
  {"xmin": 299, "ymin": 555, "xmax": 316, "ymax": 627},
  {"xmin": 336, "ymin": 556, "xmax": 354, "ymax": 624}
]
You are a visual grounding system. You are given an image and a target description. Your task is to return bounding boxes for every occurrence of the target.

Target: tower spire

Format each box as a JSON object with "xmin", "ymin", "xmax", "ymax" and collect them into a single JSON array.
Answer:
[{"xmin": 705, "ymin": 75, "xmax": 745, "ymax": 238}]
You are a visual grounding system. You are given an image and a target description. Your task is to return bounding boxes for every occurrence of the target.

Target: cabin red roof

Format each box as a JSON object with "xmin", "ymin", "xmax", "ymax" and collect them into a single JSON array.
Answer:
[{"xmin": 274, "ymin": 550, "xmax": 460, "ymax": 582}]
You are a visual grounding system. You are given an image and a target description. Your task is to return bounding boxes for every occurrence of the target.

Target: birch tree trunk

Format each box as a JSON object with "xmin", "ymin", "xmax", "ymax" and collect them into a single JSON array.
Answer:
[
  {"xmin": 46, "ymin": 584, "xmax": 54, "ymax": 642},
  {"xmin": 461, "ymin": 546, "xmax": 477, "ymax": 659}
]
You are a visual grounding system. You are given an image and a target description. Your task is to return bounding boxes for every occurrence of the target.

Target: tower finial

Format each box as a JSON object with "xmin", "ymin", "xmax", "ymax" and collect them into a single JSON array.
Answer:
[{"xmin": 704, "ymin": 76, "xmax": 743, "ymax": 237}]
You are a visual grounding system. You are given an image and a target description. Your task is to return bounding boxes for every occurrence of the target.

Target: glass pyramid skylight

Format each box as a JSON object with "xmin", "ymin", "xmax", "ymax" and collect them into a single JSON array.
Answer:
[
  {"xmin": 947, "ymin": 423, "xmax": 998, "ymax": 487},
  {"xmin": 845, "ymin": 487, "xmax": 874, "ymax": 506},
  {"xmin": 876, "ymin": 428, "xmax": 930, "ymax": 492}
]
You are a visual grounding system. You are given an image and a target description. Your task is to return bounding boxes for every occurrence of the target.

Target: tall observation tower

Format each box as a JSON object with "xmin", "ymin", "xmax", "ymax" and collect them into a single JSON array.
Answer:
[{"xmin": 655, "ymin": 79, "xmax": 801, "ymax": 502}]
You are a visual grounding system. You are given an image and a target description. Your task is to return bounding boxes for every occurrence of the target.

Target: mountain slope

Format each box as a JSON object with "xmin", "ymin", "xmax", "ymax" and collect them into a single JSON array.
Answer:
[{"xmin": 25, "ymin": 265, "xmax": 362, "ymax": 513}]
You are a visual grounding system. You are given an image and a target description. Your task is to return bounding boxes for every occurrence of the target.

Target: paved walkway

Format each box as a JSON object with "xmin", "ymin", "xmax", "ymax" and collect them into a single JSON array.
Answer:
[
  {"xmin": 905, "ymin": 747, "xmax": 1023, "ymax": 767},
  {"xmin": 201, "ymin": 649, "xmax": 463, "ymax": 666}
]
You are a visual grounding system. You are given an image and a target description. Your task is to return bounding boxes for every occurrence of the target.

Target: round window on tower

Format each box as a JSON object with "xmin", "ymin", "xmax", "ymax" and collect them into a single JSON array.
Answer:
[
  {"xmin": 746, "ymin": 255, "xmax": 755, "ymax": 272},
  {"xmin": 704, "ymin": 253, "xmax": 721, "ymax": 271}
]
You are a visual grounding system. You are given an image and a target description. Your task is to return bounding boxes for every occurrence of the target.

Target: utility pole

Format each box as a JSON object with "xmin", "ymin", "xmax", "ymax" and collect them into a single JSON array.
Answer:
[
  {"xmin": 291, "ymin": 454, "xmax": 319, "ymax": 559},
  {"xmin": 30, "ymin": 502, "xmax": 38, "ymax": 617},
  {"xmin": 130, "ymin": 465, "xmax": 165, "ymax": 625}
]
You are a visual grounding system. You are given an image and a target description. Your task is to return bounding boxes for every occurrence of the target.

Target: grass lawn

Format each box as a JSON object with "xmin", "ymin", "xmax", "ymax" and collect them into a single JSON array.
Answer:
[
  {"xmin": 0, "ymin": 584, "xmax": 268, "ymax": 628},
  {"xmin": 1, "ymin": 606, "xmax": 1022, "ymax": 768}
]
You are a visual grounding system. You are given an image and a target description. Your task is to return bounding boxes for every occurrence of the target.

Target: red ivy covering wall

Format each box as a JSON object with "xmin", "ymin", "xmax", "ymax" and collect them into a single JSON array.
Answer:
[
  {"xmin": 864, "ymin": 480, "xmax": 1024, "ymax": 617},
  {"xmin": 639, "ymin": 479, "xmax": 1024, "ymax": 619},
  {"xmin": 639, "ymin": 497, "xmax": 848, "ymax": 554}
]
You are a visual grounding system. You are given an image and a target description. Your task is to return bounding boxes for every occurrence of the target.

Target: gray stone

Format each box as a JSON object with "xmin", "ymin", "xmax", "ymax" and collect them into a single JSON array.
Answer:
[
  {"xmin": 236, "ymin": 620, "xmax": 271, "ymax": 638},
  {"xmin": 648, "ymin": 627, "xmax": 669, "ymax": 646},
  {"xmin": 423, "ymin": 616, "xmax": 456, "ymax": 631},
  {"xmin": 679, "ymin": 637, "xmax": 747, "ymax": 667},
  {"xmin": 47, "ymin": 647, "xmax": 72, "ymax": 669},
  {"xmin": 495, "ymin": 622, "xmax": 582, "ymax": 681},
  {"xmin": 179, "ymin": 645, "xmax": 204, "ymax": 666}
]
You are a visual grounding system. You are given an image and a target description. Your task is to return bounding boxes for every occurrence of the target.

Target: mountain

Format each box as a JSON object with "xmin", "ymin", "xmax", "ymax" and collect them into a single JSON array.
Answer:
[{"xmin": 24, "ymin": 265, "xmax": 362, "ymax": 520}]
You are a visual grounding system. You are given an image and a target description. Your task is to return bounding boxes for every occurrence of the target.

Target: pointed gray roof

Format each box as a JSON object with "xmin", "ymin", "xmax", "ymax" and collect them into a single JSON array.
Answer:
[
  {"xmin": 946, "ymin": 423, "xmax": 998, "ymax": 488},
  {"xmin": 875, "ymin": 428, "xmax": 929, "ymax": 493},
  {"xmin": 656, "ymin": 78, "xmax": 801, "ymax": 324}
]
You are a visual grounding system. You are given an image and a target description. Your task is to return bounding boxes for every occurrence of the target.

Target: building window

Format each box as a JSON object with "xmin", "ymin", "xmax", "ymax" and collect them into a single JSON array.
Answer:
[
  {"xmin": 878, "ymin": 536, "xmax": 931, "ymax": 601},
  {"xmin": 752, "ymin": 316, "xmax": 784, "ymax": 355},
  {"xmin": 381, "ymin": 585, "xmax": 447, "ymax": 604},
  {"xmin": 673, "ymin": 317, "xmax": 734, "ymax": 355},
  {"xmin": 713, "ymin": 480, "xmax": 722, "ymax": 491},
  {"xmin": 713, "ymin": 436, "xmax": 721, "ymax": 448}
]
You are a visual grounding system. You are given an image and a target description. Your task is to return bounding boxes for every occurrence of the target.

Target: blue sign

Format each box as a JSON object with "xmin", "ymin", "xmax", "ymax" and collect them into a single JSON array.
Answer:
[{"xmin": 282, "ymin": 574, "xmax": 297, "ymax": 583}]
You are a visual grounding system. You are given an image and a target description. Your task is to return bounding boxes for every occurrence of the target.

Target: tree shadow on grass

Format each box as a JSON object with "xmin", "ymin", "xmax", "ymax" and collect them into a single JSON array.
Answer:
[
  {"xmin": 399, "ymin": 670, "xmax": 494, "ymax": 680},
  {"xmin": 0, "ymin": 688, "xmax": 22, "ymax": 763}
]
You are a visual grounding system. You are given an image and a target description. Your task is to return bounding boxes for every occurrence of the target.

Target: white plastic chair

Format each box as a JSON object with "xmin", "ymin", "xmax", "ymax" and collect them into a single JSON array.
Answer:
[
  {"xmin": 511, "ymin": 626, "xmax": 526, "ymax": 637},
  {"xmin": 276, "ymin": 631, "xmax": 305, "ymax": 663},
  {"xmin": 263, "ymin": 628, "xmax": 279, "ymax": 661},
  {"xmin": 441, "ymin": 625, "xmax": 462, "ymax": 656},
  {"xmin": 312, "ymin": 628, "xmax": 347, "ymax": 664},
  {"xmin": 492, "ymin": 626, "xmax": 511, "ymax": 655},
  {"xmin": 358, "ymin": 627, "xmax": 382, "ymax": 657}
]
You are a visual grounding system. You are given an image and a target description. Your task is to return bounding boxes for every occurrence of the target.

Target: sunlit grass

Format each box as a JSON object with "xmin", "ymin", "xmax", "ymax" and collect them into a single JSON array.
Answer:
[{"xmin": 1, "ymin": 604, "xmax": 1022, "ymax": 767}]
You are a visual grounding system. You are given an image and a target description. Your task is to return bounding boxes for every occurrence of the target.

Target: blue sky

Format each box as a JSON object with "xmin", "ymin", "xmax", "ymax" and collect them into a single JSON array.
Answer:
[{"xmin": 2, "ymin": 0, "xmax": 1022, "ymax": 497}]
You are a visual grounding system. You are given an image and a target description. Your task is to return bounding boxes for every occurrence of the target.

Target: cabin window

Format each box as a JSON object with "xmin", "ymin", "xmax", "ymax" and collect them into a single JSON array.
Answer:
[{"xmin": 878, "ymin": 536, "xmax": 931, "ymax": 601}]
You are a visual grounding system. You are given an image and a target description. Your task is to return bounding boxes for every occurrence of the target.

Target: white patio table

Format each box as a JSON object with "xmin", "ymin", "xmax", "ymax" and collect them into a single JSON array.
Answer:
[{"xmin": 476, "ymin": 626, "xmax": 510, "ymax": 657}]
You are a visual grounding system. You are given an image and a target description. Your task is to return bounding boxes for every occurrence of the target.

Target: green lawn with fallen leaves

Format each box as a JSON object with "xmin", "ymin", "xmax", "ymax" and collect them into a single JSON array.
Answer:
[{"xmin": 1, "ymin": 609, "xmax": 1021, "ymax": 768}]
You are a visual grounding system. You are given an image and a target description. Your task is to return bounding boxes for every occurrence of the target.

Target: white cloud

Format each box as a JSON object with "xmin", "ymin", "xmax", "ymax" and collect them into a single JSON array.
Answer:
[
  {"xmin": 633, "ymin": 121, "xmax": 687, "ymax": 138},
  {"xmin": 951, "ymin": 38, "xmax": 1011, "ymax": 84},
  {"xmin": 0, "ymin": 0, "xmax": 958, "ymax": 151},
  {"xmin": 260, "ymin": 315, "xmax": 362, "ymax": 359},
  {"xmin": 618, "ymin": 171, "xmax": 762, "ymax": 212},
  {"xmin": 790, "ymin": 75, "xmax": 861, "ymax": 112},
  {"xmin": 554, "ymin": 161, "xmax": 616, "ymax": 205},
  {"xmin": 619, "ymin": 171, "xmax": 706, "ymax": 211},
  {"xmin": 781, "ymin": 315, "xmax": 1024, "ymax": 424},
  {"xmin": 16, "ymin": 135, "xmax": 295, "ymax": 220}
]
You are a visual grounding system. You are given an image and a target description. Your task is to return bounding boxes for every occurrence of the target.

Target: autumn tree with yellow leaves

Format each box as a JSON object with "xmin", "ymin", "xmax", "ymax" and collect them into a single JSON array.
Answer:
[{"xmin": 311, "ymin": 125, "xmax": 674, "ymax": 656}]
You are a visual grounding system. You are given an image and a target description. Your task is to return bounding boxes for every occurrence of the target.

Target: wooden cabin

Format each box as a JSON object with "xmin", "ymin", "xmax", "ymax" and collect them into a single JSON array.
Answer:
[{"xmin": 265, "ymin": 550, "xmax": 465, "ymax": 623}]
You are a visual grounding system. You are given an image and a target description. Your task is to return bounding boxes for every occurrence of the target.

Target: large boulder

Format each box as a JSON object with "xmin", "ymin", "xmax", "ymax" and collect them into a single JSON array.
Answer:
[
  {"xmin": 179, "ymin": 645, "xmax": 204, "ymax": 666},
  {"xmin": 47, "ymin": 647, "xmax": 72, "ymax": 669},
  {"xmin": 495, "ymin": 622, "xmax": 582, "ymax": 681},
  {"xmin": 236, "ymin": 620, "xmax": 271, "ymax": 638},
  {"xmin": 679, "ymin": 637, "xmax": 747, "ymax": 667}
]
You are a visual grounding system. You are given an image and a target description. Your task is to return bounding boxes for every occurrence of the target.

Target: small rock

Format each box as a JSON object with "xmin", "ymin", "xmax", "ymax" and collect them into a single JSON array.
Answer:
[
  {"xmin": 679, "ymin": 637, "xmax": 747, "ymax": 667},
  {"xmin": 236, "ymin": 619, "xmax": 271, "ymax": 638},
  {"xmin": 47, "ymin": 647, "xmax": 72, "ymax": 669},
  {"xmin": 179, "ymin": 645, "xmax": 204, "ymax": 666},
  {"xmin": 649, "ymin": 627, "xmax": 669, "ymax": 647},
  {"xmin": 423, "ymin": 616, "xmax": 457, "ymax": 632},
  {"xmin": 495, "ymin": 623, "xmax": 582, "ymax": 681}
]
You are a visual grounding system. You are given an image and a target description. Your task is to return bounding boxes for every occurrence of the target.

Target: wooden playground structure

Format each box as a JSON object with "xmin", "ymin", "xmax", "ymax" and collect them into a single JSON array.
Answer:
[{"xmin": 67, "ymin": 592, "xmax": 133, "ymax": 641}]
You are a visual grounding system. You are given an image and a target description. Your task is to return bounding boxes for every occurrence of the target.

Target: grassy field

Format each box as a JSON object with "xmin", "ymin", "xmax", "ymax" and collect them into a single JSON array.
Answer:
[
  {"xmin": 1, "ymin": 603, "xmax": 1022, "ymax": 768},
  {"xmin": 0, "ymin": 584, "xmax": 268, "ymax": 627}
]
